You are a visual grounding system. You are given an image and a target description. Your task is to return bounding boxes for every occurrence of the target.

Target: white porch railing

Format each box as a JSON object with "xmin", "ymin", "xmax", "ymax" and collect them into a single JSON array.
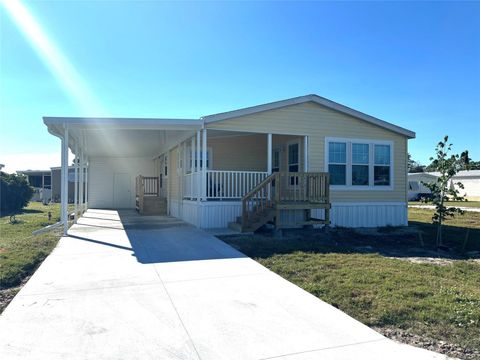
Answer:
[
  {"xmin": 183, "ymin": 170, "xmax": 269, "ymax": 200},
  {"xmin": 183, "ymin": 171, "xmax": 202, "ymax": 199}
]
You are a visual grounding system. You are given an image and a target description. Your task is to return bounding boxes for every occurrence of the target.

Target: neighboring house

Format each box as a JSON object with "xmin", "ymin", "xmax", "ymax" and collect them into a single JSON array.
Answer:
[
  {"xmin": 51, "ymin": 166, "xmax": 86, "ymax": 203},
  {"xmin": 44, "ymin": 94, "xmax": 415, "ymax": 231},
  {"xmin": 408, "ymin": 170, "xmax": 480, "ymax": 201},
  {"xmin": 0, "ymin": 164, "xmax": 4, "ymax": 171},
  {"xmin": 16, "ymin": 169, "xmax": 52, "ymax": 203},
  {"xmin": 407, "ymin": 172, "xmax": 439, "ymax": 200},
  {"xmin": 452, "ymin": 170, "xmax": 480, "ymax": 201}
]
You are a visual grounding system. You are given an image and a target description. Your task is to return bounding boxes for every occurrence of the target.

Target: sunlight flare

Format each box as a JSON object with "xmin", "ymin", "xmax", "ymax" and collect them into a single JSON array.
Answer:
[{"xmin": 1, "ymin": 0, "xmax": 106, "ymax": 116}]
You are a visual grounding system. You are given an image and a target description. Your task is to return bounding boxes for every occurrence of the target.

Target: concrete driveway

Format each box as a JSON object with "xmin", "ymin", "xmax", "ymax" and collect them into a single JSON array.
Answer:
[{"xmin": 0, "ymin": 209, "xmax": 448, "ymax": 359}]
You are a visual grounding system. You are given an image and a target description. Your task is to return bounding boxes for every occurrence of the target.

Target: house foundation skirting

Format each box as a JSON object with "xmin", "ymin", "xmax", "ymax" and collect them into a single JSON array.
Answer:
[{"xmin": 171, "ymin": 200, "xmax": 407, "ymax": 229}]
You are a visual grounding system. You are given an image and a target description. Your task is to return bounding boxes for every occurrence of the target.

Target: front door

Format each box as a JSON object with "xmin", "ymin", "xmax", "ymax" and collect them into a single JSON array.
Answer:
[{"xmin": 113, "ymin": 173, "xmax": 131, "ymax": 208}]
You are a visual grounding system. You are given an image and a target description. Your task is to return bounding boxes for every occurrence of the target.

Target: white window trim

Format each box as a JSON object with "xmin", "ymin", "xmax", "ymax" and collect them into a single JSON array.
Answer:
[{"xmin": 325, "ymin": 137, "xmax": 394, "ymax": 191}]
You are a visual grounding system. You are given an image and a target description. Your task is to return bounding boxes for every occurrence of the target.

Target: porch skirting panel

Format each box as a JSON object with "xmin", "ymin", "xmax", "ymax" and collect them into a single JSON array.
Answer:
[
  {"xmin": 312, "ymin": 202, "xmax": 407, "ymax": 228},
  {"xmin": 172, "ymin": 200, "xmax": 242, "ymax": 229},
  {"xmin": 173, "ymin": 201, "xmax": 407, "ymax": 229}
]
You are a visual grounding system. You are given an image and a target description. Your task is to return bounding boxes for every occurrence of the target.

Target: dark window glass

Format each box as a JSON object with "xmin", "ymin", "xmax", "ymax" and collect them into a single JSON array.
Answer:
[
  {"xmin": 374, "ymin": 166, "xmax": 390, "ymax": 186},
  {"xmin": 329, "ymin": 164, "xmax": 346, "ymax": 185},
  {"xmin": 352, "ymin": 165, "xmax": 369, "ymax": 185}
]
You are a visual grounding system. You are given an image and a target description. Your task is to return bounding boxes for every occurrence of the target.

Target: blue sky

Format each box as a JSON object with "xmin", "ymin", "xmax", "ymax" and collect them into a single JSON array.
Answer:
[{"xmin": 1, "ymin": 1, "xmax": 479, "ymax": 172}]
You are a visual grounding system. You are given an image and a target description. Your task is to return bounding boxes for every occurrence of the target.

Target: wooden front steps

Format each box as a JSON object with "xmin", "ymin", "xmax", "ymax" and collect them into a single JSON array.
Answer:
[
  {"xmin": 228, "ymin": 209, "xmax": 275, "ymax": 233},
  {"xmin": 137, "ymin": 196, "xmax": 167, "ymax": 215},
  {"xmin": 230, "ymin": 172, "xmax": 331, "ymax": 233}
]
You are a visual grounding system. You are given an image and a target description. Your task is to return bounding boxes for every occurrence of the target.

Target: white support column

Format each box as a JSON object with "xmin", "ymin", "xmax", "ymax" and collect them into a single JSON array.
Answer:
[
  {"xmin": 61, "ymin": 125, "xmax": 69, "ymax": 235},
  {"xmin": 196, "ymin": 130, "xmax": 201, "ymax": 200},
  {"xmin": 304, "ymin": 135, "xmax": 309, "ymax": 172},
  {"xmin": 191, "ymin": 136, "xmax": 195, "ymax": 197},
  {"xmin": 85, "ymin": 158, "xmax": 89, "ymax": 209},
  {"xmin": 201, "ymin": 129, "xmax": 207, "ymax": 201},
  {"xmin": 74, "ymin": 144, "xmax": 79, "ymax": 223},
  {"xmin": 267, "ymin": 133, "xmax": 272, "ymax": 174},
  {"xmin": 79, "ymin": 149, "xmax": 84, "ymax": 215}
]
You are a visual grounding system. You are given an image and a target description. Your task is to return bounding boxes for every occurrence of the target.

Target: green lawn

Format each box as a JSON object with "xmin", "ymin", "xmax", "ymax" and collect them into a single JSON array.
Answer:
[
  {"xmin": 0, "ymin": 202, "xmax": 64, "ymax": 290},
  {"xmin": 221, "ymin": 208, "xmax": 480, "ymax": 353},
  {"xmin": 409, "ymin": 201, "xmax": 480, "ymax": 208}
]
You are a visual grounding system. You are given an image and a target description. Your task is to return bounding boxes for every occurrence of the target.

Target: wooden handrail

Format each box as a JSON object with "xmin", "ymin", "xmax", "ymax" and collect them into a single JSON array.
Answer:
[
  {"xmin": 136, "ymin": 175, "xmax": 160, "ymax": 214},
  {"xmin": 242, "ymin": 173, "xmax": 277, "ymax": 226},
  {"xmin": 241, "ymin": 172, "xmax": 330, "ymax": 229}
]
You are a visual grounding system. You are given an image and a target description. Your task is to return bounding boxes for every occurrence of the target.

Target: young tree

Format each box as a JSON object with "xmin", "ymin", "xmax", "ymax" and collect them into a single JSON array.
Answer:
[{"xmin": 422, "ymin": 136, "xmax": 467, "ymax": 247}]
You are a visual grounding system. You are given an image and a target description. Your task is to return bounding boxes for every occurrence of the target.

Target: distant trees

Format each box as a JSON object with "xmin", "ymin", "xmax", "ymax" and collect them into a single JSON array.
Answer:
[
  {"xmin": 0, "ymin": 172, "xmax": 34, "ymax": 213},
  {"xmin": 408, "ymin": 153, "xmax": 425, "ymax": 173},
  {"xmin": 411, "ymin": 150, "xmax": 479, "ymax": 173}
]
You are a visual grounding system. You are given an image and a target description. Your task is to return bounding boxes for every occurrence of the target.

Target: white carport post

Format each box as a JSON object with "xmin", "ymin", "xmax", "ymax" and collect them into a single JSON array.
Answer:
[
  {"xmin": 61, "ymin": 125, "xmax": 69, "ymax": 235},
  {"xmin": 191, "ymin": 135, "xmax": 195, "ymax": 197},
  {"xmin": 304, "ymin": 135, "xmax": 308, "ymax": 172},
  {"xmin": 85, "ymin": 158, "xmax": 89, "ymax": 209},
  {"xmin": 74, "ymin": 143, "xmax": 79, "ymax": 223},
  {"xmin": 78, "ymin": 149, "xmax": 84, "ymax": 215},
  {"xmin": 196, "ymin": 130, "xmax": 201, "ymax": 200},
  {"xmin": 201, "ymin": 129, "xmax": 207, "ymax": 201},
  {"xmin": 267, "ymin": 133, "xmax": 272, "ymax": 174}
]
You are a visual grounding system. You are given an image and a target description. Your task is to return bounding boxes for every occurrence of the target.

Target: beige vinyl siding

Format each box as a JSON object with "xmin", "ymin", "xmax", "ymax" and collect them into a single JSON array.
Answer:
[
  {"xmin": 209, "ymin": 134, "xmax": 267, "ymax": 171},
  {"xmin": 207, "ymin": 102, "xmax": 408, "ymax": 202},
  {"xmin": 207, "ymin": 133, "xmax": 305, "ymax": 172}
]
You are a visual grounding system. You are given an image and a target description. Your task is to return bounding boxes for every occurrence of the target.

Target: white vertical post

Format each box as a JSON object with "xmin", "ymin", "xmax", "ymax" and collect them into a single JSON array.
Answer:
[
  {"xmin": 201, "ymin": 129, "xmax": 207, "ymax": 201},
  {"xmin": 79, "ymin": 149, "xmax": 84, "ymax": 215},
  {"xmin": 85, "ymin": 158, "xmax": 89, "ymax": 210},
  {"xmin": 74, "ymin": 144, "xmax": 79, "ymax": 223},
  {"xmin": 191, "ymin": 136, "xmax": 195, "ymax": 197},
  {"xmin": 61, "ymin": 125, "xmax": 69, "ymax": 235},
  {"xmin": 196, "ymin": 130, "xmax": 201, "ymax": 199},
  {"xmin": 267, "ymin": 133, "xmax": 272, "ymax": 174},
  {"xmin": 304, "ymin": 135, "xmax": 308, "ymax": 172}
]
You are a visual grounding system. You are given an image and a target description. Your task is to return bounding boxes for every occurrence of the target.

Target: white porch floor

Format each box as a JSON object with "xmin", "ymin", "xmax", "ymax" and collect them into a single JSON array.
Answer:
[{"xmin": 0, "ymin": 209, "xmax": 449, "ymax": 359}]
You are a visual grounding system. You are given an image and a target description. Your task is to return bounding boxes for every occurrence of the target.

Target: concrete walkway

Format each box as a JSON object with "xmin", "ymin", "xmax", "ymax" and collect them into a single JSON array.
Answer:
[{"xmin": 0, "ymin": 210, "xmax": 449, "ymax": 359}]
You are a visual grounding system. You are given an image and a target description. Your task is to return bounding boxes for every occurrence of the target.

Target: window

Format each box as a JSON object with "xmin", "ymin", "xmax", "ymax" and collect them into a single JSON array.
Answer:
[
  {"xmin": 288, "ymin": 143, "xmax": 299, "ymax": 172},
  {"xmin": 352, "ymin": 143, "xmax": 369, "ymax": 186},
  {"xmin": 272, "ymin": 149, "xmax": 280, "ymax": 172},
  {"xmin": 374, "ymin": 144, "xmax": 390, "ymax": 186},
  {"xmin": 328, "ymin": 142, "xmax": 347, "ymax": 185},
  {"xmin": 326, "ymin": 139, "xmax": 392, "ymax": 189}
]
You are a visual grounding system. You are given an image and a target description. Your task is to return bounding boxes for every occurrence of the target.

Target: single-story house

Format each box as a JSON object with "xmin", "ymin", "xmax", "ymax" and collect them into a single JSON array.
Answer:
[
  {"xmin": 408, "ymin": 170, "xmax": 480, "ymax": 201},
  {"xmin": 16, "ymin": 169, "xmax": 52, "ymax": 203},
  {"xmin": 43, "ymin": 94, "xmax": 415, "ymax": 234}
]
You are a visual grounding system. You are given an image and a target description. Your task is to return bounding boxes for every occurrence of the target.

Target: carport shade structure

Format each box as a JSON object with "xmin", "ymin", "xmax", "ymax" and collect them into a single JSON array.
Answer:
[{"xmin": 43, "ymin": 116, "xmax": 203, "ymax": 235}]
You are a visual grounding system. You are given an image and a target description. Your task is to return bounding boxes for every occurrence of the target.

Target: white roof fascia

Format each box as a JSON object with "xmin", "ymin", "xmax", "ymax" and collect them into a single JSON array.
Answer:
[
  {"xmin": 43, "ymin": 117, "xmax": 202, "ymax": 130},
  {"xmin": 202, "ymin": 94, "xmax": 416, "ymax": 139}
]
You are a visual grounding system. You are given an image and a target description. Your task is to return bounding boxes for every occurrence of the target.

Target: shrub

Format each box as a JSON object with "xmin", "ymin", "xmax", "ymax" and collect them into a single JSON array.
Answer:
[{"xmin": 0, "ymin": 172, "xmax": 34, "ymax": 213}]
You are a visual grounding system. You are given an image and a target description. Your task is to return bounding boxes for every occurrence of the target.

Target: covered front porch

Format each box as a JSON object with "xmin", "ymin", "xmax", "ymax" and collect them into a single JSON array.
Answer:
[{"xmin": 143, "ymin": 129, "xmax": 330, "ymax": 230}]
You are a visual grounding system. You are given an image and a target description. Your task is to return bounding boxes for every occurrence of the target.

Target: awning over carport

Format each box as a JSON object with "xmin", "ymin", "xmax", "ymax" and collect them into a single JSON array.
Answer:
[{"xmin": 43, "ymin": 117, "xmax": 202, "ymax": 234}]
